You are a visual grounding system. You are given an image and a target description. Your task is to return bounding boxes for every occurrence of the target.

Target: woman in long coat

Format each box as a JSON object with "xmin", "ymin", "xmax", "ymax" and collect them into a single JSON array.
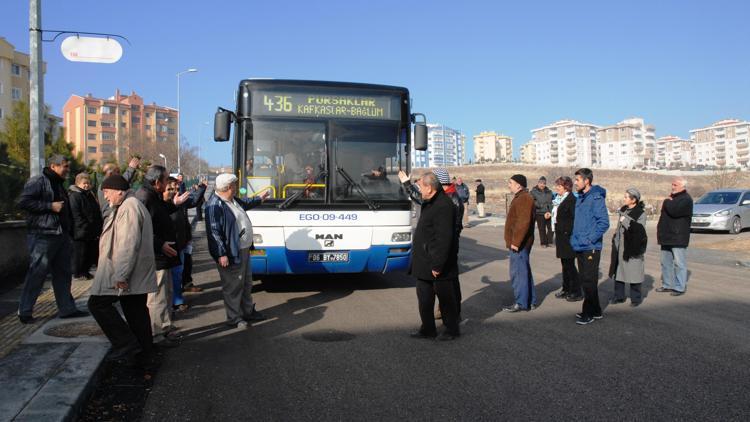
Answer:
[
  {"xmin": 549, "ymin": 176, "xmax": 581, "ymax": 300},
  {"xmin": 608, "ymin": 188, "xmax": 648, "ymax": 306}
]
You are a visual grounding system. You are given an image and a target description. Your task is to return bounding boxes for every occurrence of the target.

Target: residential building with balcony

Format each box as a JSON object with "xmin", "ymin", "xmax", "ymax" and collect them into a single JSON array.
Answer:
[
  {"xmin": 411, "ymin": 123, "xmax": 465, "ymax": 168},
  {"xmin": 597, "ymin": 118, "xmax": 656, "ymax": 169},
  {"xmin": 0, "ymin": 37, "xmax": 46, "ymax": 130},
  {"xmin": 62, "ymin": 90, "xmax": 178, "ymax": 164},
  {"xmin": 655, "ymin": 136, "xmax": 693, "ymax": 168},
  {"xmin": 690, "ymin": 119, "xmax": 750, "ymax": 169},
  {"xmin": 473, "ymin": 131, "xmax": 512, "ymax": 163},
  {"xmin": 529, "ymin": 119, "xmax": 599, "ymax": 167}
]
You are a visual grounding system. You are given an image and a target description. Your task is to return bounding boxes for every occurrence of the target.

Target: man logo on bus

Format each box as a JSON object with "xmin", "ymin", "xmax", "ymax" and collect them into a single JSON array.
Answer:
[{"xmin": 315, "ymin": 234, "xmax": 343, "ymax": 240}]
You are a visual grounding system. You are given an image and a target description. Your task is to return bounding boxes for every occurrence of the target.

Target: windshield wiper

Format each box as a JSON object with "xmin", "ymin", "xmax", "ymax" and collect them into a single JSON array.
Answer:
[
  {"xmin": 336, "ymin": 166, "xmax": 379, "ymax": 210},
  {"xmin": 278, "ymin": 170, "xmax": 327, "ymax": 210}
]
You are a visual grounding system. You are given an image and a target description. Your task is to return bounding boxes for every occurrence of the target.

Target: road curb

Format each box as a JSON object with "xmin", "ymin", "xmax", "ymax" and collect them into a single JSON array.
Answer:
[{"xmin": 13, "ymin": 342, "xmax": 109, "ymax": 421}]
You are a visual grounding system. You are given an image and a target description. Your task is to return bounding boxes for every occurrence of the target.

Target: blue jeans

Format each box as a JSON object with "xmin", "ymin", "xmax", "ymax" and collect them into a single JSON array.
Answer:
[
  {"xmin": 171, "ymin": 250, "xmax": 185, "ymax": 306},
  {"xmin": 510, "ymin": 246, "xmax": 537, "ymax": 309},
  {"xmin": 19, "ymin": 234, "xmax": 78, "ymax": 317},
  {"xmin": 660, "ymin": 246, "xmax": 688, "ymax": 292}
]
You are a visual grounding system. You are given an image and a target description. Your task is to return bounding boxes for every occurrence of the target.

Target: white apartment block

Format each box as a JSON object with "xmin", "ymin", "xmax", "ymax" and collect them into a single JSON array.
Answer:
[
  {"xmin": 598, "ymin": 118, "xmax": 656, "ymax": 169},
  {"xmin": 655, "ymin": 136, "xmax": 693, "ymax": 168},
  {"xmin": 411, "ymin": 123, "xmax": 465, "ymax": 168},
  {"xmin": 690, "ymin": 119, "xmax": 750, "ymax": 168},
  {"xmin": 473, "ymin": 131, "xmax": 512, "ymax": 163},
  {"xmin": 528, "ymin": 120, "xmax": 599, "ymax": 167}
]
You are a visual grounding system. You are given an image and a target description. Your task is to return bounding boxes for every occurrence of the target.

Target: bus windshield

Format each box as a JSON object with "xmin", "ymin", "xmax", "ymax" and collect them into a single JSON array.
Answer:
[
  {"xmin": 244, "ymin": 120, "xmax": 327, "ymax": 202},
  {"xmin": 333, "ymin": 123, "xmax": 407, "ymax": 202}
]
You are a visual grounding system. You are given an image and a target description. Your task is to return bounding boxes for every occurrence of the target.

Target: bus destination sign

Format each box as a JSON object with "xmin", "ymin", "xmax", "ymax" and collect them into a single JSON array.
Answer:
[{"xmin": 252, "ymin": 91, "xmax": 400, "ymax": 120}]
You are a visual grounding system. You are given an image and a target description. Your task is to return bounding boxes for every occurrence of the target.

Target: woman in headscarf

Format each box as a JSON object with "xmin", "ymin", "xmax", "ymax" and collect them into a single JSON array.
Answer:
[{"xmin": 608, "ymin": 188, "xmax": 648, "ymax": 306}]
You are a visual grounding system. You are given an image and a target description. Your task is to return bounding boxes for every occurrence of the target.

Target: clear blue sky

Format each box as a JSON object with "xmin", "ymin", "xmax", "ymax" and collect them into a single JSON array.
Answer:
[{"xmin": 2, "ymin": 0, "xmax": 749, "ymax": 166}]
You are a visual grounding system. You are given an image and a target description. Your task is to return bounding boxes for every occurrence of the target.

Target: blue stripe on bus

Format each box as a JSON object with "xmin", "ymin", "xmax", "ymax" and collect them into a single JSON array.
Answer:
[{"xmin": 251, "ymin": 245, "xmax": 411, "ymax": 275}]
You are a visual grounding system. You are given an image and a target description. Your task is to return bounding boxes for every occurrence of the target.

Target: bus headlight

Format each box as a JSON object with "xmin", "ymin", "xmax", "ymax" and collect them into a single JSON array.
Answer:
[
  {"xmin": 253, "ymin": 234, "xmax": 263, "ymax": 244},
  {"xmin": 391, "ymin": 232, "xmax": 411, "ymax": 242}
]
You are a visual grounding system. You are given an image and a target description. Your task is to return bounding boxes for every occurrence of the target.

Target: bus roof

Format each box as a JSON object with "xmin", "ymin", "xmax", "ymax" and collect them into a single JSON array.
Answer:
[{"xmin": 239, "ymin": 79, "xmax": 409, "ymax": 95}]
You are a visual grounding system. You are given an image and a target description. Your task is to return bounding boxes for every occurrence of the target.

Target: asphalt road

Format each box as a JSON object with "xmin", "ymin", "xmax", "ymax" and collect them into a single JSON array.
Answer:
[{"xmin": 142, "ymin": 222, "xmax": 750, "ymax": 421}]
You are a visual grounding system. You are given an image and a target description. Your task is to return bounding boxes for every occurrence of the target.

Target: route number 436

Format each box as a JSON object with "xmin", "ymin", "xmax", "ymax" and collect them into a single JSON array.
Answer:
[{"xmin": 264, "ymin": 95, "xmax": 293, "ymax": 112}]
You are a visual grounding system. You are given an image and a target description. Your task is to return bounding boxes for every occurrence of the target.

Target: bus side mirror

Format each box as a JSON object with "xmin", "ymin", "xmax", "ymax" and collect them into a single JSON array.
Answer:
[
  {"xmin": 411, "ymin": 113, "xmax": 428, "ymax": 151},
  {"xmin": 214, "ymin": 108, "xmax": 234, "ymax": 142}
]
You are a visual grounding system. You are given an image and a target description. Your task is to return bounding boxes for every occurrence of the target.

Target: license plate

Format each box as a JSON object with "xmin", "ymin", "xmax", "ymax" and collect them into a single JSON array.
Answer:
[
  {"xmin": 308, "ymin": 252, "xmax": 349, "ymax": 263},
  {"xmin": 692, "ymin": 218, "xmax": 706, "ymax": 223}
]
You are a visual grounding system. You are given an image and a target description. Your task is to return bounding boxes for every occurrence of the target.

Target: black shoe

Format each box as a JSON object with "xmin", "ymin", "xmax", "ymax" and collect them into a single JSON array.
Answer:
[
  {"xmin": 409, "ymin": 330, "xmax": 437, "ymax": 340},
  {"xmin": 576, "ymin": 312, "xmax": 602, "ymax": 320},
  {"xmin": 245, "ymin": 310, "xmax": 267, "ymax": 321},
  {"xmin": 655, "ymin": 287, "xmax": 674, "ymax": 293},
  {"xmin": 576, "ymin": 315, "xmax": 595, "ymax": 325},
  {"xmin": 566, "ymin": 295, "xmax": 583, "ymax": 302},
  {"xmin": 59, "ymin": 309, "xmax": 89, "ymax": 319},
  {"xmin": 503, "ymin": 304, "xmax": 524, "ymax": 313},
  {"xmin": 609, "ymin": 297, "xmax": 626, "ymax": 305},
  {"xmin": 630, "ymin": 301, "xmax": 642, "ymax": 307},
  {"xmin": 670, "ymin": 291, "xmax": 685, "ymax": 296},
  {"xmin": 437, "ymin": 332, "xmax": 459, "ymax": 341},
  {"xmin": 154, "ymin": 337, "xmax": 180, "ymax": 349},
  {"xmin": 18, "ymin": 315, "xmax": 35, "ymax": 324},
  {"xmin": 555, "ymin": 291, "xmax": 569, "ymax": 299}
]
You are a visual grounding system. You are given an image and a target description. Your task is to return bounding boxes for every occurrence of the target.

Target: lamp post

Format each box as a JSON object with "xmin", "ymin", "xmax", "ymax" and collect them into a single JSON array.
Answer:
[
  {"xmin": 198, "ymin": 121, "xmax": 209, "ymax": 177},
  {"xmin": 158, "ymin": 153, "xmax": 167, "ymax": 169},
  {"xmin": 176, "ymin": 68, "xmax": 198, "ymax": 173}
]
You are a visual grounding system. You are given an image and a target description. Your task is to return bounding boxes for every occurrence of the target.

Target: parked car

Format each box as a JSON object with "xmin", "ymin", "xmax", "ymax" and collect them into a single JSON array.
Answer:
[{"xmin": 691, "ymin": 189, "xmax": 750, "ymax": 234}]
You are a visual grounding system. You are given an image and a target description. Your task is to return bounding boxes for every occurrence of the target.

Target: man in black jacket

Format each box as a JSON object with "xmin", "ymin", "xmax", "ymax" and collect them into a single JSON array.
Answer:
[
  {"xmin": 475, "ymin": 179, "xmax": 486, "ymax": 217},
  {"xmin": 656, "ymin": 177, "xmax": 693, "ymax": 296},
  {"xmin": 408, "ymin": 172, "xmax": 460, "ymax": 341},
  {"xmin": 98, "ymin": 157, "xmax": 140, "ymax": 216},
  {"xmin": 136, "ymin": 165, "xmax": 189, "ymax": 344},
  {"xmin": 530, "ymin": 176, "xmax": 553, "ymax": 247},
  {"xmin": 16, "ymin": 155, "xmax": 88, "ymax": 323},
  {"xmin": 69, "ymin": 172, "xmax": 103, "ymax": 279}
]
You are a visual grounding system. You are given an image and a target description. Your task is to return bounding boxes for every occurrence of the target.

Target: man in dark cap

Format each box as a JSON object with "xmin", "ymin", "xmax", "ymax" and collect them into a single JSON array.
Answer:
[
  {"xmin": 16, "ymin": 155, "xmax": 88, "ymax": 323},
  {"xmin": 503, "ymin": 174, "xmax": 537, "ymax": 312},
  {"xmin": 531, "ymin": 176, "xmax": 553, "ymax": 247},
  {"xmin": 88, "ymin": 175, "xmax": 158, "ymax": 367}
]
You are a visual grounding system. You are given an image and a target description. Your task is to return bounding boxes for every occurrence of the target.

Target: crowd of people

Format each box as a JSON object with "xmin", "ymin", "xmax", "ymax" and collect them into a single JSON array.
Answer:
[
  {"xmin": 14, "ymin": 155, "xmax": 244, "ymax": 367},
  {"xmin": 15, "ymin": 154, "xmax": 695, "ymax": 356},
  {"xmin": 400, "ymin": 166, "xmax": 693, "ymax": 338}
]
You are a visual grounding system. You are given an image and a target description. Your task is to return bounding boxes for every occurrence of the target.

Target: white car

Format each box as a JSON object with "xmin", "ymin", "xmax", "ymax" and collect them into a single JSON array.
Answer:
[{"xmin": 691, "ymin": 189, "xmax": 750, "ymax": 234}]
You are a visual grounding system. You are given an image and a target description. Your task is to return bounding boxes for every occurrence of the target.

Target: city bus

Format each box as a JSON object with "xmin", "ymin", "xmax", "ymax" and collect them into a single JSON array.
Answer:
[{"xmin": 213, "ymin": 79, "xmax": 427, "ymax": 276}]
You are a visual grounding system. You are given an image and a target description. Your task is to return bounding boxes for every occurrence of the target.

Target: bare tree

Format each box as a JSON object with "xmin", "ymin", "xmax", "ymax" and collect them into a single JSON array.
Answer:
[{"xmin": 706, "ymin": 167, "xmax": 744, "ymax": 190}]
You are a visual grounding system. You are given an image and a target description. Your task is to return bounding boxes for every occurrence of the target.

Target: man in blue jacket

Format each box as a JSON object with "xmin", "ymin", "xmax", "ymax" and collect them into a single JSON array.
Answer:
[
  {"xmin": 206, "ymin": 173, "xmax": 269, "ymax": 328},
  {"xmin": 570, "ymin": 168, "xmax": 610, "ymax": 325}
]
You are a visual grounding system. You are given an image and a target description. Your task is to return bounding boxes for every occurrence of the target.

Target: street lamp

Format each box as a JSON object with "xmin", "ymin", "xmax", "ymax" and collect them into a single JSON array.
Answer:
[
  {"xmin": 197, "ymin": 121, "xmax": 209, "ymax": 177},
  {"xmin": 176, "ymin": 68, "xmax": 198, "ymax": 173},
  {"xmin": 158, "ymin": 153, "xmax": 167, "ymax": 169}
]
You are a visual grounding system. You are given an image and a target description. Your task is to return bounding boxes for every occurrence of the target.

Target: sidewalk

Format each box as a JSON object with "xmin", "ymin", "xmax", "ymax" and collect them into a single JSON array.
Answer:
[{"xmin": 0, "ymin": 277, "xmax": 109, "ymax": 421}]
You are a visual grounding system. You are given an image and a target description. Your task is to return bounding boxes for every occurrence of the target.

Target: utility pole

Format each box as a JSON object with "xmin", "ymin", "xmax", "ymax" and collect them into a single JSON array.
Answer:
[{"xmin": 29, "ymin": 0, "xmax": 45, "ymax": 177}]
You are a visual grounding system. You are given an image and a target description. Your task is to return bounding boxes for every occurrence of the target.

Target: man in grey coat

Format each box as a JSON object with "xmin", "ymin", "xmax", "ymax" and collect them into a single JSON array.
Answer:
[{"xmin": 88, "ymin": 175, "xmax": 158, "ymax": 366}]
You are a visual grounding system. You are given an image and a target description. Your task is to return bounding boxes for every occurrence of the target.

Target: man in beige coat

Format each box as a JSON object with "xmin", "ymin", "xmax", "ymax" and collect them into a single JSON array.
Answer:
[{"xmin": 88, "ymin": 175, "xmax": 158, "ymax": 365}]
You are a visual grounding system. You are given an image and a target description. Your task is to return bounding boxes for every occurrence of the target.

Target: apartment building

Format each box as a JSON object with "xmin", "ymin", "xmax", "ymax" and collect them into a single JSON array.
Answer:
[
  {"xmin": 597, "ymin": 118, "xmax": 656, "ymax": 169},
  {"xmin": 655, "ymin": 136, "xmax": 693, "ymax": 168},
  {"xmin": 473, "ymin": 131, "xmax": 512, "ymax": 163},
  {"xmin": 520, "ymin": 142, "xmax": 536, "ymax": 164},
  {"xmin": 690, "ymin": 119, "xmax": 750, "ymax": 169},
  {"xmin": 62, "ymin": 90, "xmax": 178, "ymax": 164},
  {"xmin": 0, "ymin": 37, "xmax": 46, "ymax": 130},
  {"xmin": 528, "ymin": 120, "xmax": 599, "ymax": 167},
  {"xmin": 411, "ymin": 123, "xmax": 465, "ymax": 168}
]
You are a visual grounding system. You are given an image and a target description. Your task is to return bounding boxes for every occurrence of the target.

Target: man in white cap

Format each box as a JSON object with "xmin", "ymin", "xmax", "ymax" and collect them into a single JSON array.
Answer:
[{"xmin": 205, "ymin": 173, "xmax": 270, "ymax": 328}]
